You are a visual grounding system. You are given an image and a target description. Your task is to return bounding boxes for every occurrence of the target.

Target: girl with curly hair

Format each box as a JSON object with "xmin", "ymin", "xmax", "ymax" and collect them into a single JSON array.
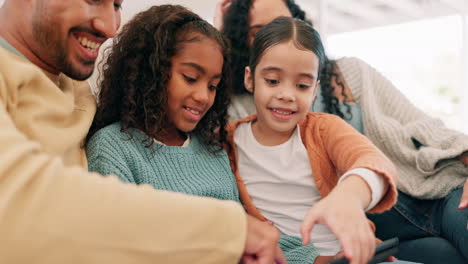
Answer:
[
  {"xmin": 86, "ymin": 5, "xmax": 241, "ymax": 209},
  {"xmin": 215, "ymin": 0, "xmax": 468, "ymax": 263}
]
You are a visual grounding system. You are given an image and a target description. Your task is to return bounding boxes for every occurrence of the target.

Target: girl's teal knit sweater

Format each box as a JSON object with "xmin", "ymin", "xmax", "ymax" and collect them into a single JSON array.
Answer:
[
  {"xmin": 86, "ymin": 122, "xmax": 319, "ymax": 263},
  {"xmin": 86, "ymin": 122, "xmax": 239, "ymax": 201}
]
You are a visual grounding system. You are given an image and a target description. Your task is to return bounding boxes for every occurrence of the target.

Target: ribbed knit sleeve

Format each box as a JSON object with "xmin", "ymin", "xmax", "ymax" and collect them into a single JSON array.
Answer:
[
  {"xmin": 0, "ymin": 99, "xmax": 248, "ymax": 264},
  {"xmin": 337, "ymin": 57, "xmax": 468, "ymax": 198},
  {"xmin": 279, "ymin": 234, "xmax": 319, "ymax": 264},
  {"xmin": 0, "ymin": 48, "xmax": 247, "ymax": 264},
  {"xmin": 87, "ymin": 127, "xmax": 136, "ymax": 183}
]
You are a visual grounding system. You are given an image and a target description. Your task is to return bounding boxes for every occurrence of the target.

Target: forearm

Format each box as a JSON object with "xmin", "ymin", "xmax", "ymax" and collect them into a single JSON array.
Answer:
[
  {"xmin": 0, "ymin": 163, "xmax": 247, "ymax": 263},
  {"xmin": 339, "ymin": 168, "xmax": 388, "ymax": 211},
  {"xmin": 0, "ymin": 112, "xmax": 246, "ymax": 264},
  {"xmin": 333, "ymin": 175, "xmax": 372, "ymax": 210}
]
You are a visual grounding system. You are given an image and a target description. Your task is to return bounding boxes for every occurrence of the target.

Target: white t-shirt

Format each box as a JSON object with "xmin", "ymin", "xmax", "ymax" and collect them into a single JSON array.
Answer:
[{"xmin": 234, "ymin": 122, "xmax": 387, "ymax": 256}]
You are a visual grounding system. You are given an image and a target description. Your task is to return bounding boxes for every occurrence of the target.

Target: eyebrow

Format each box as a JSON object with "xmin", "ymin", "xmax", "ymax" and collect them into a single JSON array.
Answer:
[
  {"xmin": 261, "ymin": 66, "xmax": 316, "ymax": 80},
  {"xmin": 181, "ymin": 62, "xmax": 222, "ymax": 79},
  {"xmin": 298, "ymin": 73, "xmax": 316, "ymax": 80},
  {"xmin": 261, "ymin": 66, "xmax": 282, "ymax": 74}
]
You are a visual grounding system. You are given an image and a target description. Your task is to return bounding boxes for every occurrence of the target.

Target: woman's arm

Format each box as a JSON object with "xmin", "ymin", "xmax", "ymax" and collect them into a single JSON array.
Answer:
[{"xmin": 339, "ymin": 57, "xmax": 468, "ymax": 171}]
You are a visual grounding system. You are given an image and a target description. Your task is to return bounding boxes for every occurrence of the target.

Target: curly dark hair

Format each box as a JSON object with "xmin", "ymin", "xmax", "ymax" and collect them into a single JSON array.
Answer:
[
  {"xmin": 222, "ymin": 0, "xmax": 351, "ymax": 120},
  {"xmin": 86, "ymin": 5, "xmax": 232, "ymax": 150}
]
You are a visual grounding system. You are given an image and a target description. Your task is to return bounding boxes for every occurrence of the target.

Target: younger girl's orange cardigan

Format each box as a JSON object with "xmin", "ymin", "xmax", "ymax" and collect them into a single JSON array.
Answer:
[{"xmin": 225, "ymin": 112, "xmax": 398, "ymax": 230}]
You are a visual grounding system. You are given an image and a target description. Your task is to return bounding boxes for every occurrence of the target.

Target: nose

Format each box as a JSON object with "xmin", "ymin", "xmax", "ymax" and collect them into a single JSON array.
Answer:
[
  {"xmin": 276, "ymin": 86, "xmax": 295, "ymax": 102},
  {"xmin": 193, "ymin": 85, "xmax": 212, "ymax": 105},
  {"xmin": 92, "ymin": 4, "xmax": 121, "ymax": 38}
]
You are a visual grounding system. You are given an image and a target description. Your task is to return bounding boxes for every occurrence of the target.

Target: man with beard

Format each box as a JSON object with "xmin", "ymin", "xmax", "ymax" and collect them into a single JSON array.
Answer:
[{"xmin": 0, "ymin": 1, "xmax": 285, "ymax": 264}]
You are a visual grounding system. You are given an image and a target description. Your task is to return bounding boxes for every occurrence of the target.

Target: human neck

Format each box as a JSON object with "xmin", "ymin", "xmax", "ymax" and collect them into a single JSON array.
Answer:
[
  {"xmin": 251, "ymin": 119, "xmax": 295, "ymax": 146},
  {"xmin": 156, "ymin": 129, "xmax": 188, "ymax": 147},
  {"xmin": 0, "ymin": 10, "xmax": 60, "ymax": 76}
]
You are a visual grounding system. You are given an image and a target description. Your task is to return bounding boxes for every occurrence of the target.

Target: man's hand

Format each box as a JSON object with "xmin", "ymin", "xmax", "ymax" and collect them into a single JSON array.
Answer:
[
  {"xmin": 213, "ymin": 0, "xmax": 232, "ymax": 30},
  {"xmin": 242, "ymin": 215, "xmax": 287, "ymax": 264}
]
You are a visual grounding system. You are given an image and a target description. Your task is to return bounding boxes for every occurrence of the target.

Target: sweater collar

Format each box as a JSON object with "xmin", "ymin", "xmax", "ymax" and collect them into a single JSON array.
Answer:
[
  {"xmin": 0, "ymin": 36, "xmax": 63, "ymax": 86},
  {"xmin": 0, "ymin": 36, "xmax": 27, "ymax": 60}
]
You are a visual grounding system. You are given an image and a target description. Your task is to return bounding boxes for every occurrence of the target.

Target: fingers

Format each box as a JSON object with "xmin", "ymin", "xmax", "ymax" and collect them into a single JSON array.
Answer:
[
  {"xmin": 361, "ymin": 222, "xmax": 375, "ymax": 264},
  {"xmin": 274, "ymin": 245, "xmax": 287, "ymax": 264},
  {"xmin": 244, "ymin": 215, "xmax": 280, "ymax": 264},
  {"xmin": 214, "ymin": 0, "xmax": 232, "ymax": 30},
  {"xmin": 459, "ymin": 151, "xmax": 468, "ymax": 165},
  {"xmin": 216, "ymin": 0, "xmax": 232, "ymax": 15},
  {"xmin": 220, "ymin": 0, "xmax": 232, "ymax": 12},
  {"xmin": 300, "ymin": 208, "xmax": 319, "ymax": 245},
  {"xmin": 331, "ymin": 218, "xmax": 375, "ymax": 264},
  {"xmin": 459, "ymin": 179, "xmax": 468, "ymax": 209},
  {"xmin": 241, "ymin": 254, "xmax": 257, "ymax": 264}
]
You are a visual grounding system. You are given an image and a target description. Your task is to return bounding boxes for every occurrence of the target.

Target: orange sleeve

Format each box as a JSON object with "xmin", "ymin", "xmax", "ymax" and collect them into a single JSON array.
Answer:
[{"xmin": 320, "ymin": 115, "xmax": 398, "ymax": 213}]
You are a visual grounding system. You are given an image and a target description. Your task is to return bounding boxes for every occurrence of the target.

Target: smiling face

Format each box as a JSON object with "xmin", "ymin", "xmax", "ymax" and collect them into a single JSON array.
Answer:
[
  {"xmin": 28, "ymin": 0, "xmax": 122, "ymax": 80},
  {"xmin": 165, "ymin": 34, "xmax": 223, "ymax": 139},
  {"xmin": 248, "ymin": 0, "xmax": 292, "ymax": 45},
  {"xmin": 245, "ymin": 41, "xmax": 319, "ymax": 142}
]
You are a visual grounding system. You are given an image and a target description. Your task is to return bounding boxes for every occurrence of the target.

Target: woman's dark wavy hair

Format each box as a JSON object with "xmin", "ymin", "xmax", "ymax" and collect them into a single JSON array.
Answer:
[
  {"xmin": 222, "ymin": 0, "xmax": 351, "ymax": 120},
  {"xmin": 86, "ymin": 5, "xmax": 232, "ymax": 150}
]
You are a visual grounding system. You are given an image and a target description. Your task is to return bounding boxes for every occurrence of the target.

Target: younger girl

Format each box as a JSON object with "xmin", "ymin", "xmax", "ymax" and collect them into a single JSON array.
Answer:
[{"xmin": 226, "ymin": 17, "xmax": 399, "ymax": 264}]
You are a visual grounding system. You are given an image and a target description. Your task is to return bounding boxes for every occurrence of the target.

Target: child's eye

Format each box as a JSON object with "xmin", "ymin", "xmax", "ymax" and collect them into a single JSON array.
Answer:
[
  {"xmin": 183, "ymin": 74, "xmax": 197, "ymax": 83},
  {"xmin": 113, "ymin": 0, "xmax": 123, "ymax": 10},
  {"xmin": 297, "ymin": 84, "xmax": 311, "ymax": 89},
  {"xmin": 208, "ymin": 84, "xmax": 218, "ymax": 91},
  {"xmin": 265, "ymin": 78, "xmax": 279, "ymax": 85}
]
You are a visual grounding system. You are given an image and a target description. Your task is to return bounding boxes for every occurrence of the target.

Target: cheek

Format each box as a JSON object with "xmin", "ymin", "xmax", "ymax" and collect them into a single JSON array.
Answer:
[
  {"xmin": 116, "ymin": 12, "xmax": 122, "ymax": 29},
  {"xmin": 253, "ymin": 89, "xmax": 269, "ymax": 108},
  {"xmin": 166, "ymin": 81, "xmax": 181, "ymax": 109},
  {"xmin": 299, "ymin": 91, "xmax": 315, "ymax": 110},
  {"xmin": 207, "ymin": 90, "xmax": 217, "ymax": 108}
]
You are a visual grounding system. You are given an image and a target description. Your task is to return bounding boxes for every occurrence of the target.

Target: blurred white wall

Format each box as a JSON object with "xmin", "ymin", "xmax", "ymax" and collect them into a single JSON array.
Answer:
[
  {"xmin": 1, "ymin": 0, "xmax": 464, "ymax": 132},
  {"xmin": 120, "ymin": 0, "xmax": 313, "ymax": 27}
]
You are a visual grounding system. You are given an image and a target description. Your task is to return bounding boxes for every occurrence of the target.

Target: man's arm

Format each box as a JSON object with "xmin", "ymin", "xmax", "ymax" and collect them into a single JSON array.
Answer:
[{"xmin": 0, "ymin": 82, "xmax": 247, "ymax": 263}]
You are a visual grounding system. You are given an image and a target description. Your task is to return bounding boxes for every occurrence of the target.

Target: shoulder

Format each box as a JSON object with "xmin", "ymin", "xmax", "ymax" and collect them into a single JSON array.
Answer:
[
  {"xmin": 0, "ymin": 48, "xmax": 40, "ymax": 99},
  {"xmin": 227, "ymin": 114, "xmax": 256, "ymax": 135},
  {"xmin": 86, "ymin": 122, "xmax": 130, "ymax": 155},
  {"xmin": 91, "ymin": 122, "xmax": 125, "ymax": 139},
  {"xmin": 302, "ymin": 112, "xmax": 346, "ymax": 126},
  {"xmin": 0, "ymin": 47, "xmax": 45, "ymax": 82},
  {"xmin": 300, "ymin": 112, "xmax": 354, "ymax": 136},
  {"xmin": 335, "ymin": 57, "xmax": 369, "ymax": 70}
]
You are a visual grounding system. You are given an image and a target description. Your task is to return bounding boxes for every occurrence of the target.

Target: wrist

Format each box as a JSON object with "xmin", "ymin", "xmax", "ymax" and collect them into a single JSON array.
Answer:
[{"xmin": 335, "ymin": 175, "xmax": 372, "ymax": 209}]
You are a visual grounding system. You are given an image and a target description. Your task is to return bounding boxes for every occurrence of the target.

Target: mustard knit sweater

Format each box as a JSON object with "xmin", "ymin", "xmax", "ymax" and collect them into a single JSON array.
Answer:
[{"xmin": 0, "ymin": 38, "xmax": 246, "ymax": 264}]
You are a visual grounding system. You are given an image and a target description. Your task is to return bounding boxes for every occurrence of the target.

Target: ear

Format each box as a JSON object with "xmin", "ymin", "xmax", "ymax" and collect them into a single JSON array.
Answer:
[{"xmin": 244, "ymin": 66, "xmax": 254, "ymax": 94}]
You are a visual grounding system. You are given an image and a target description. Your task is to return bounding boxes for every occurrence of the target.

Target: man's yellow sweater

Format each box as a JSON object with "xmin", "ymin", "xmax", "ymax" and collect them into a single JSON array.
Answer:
[{"xmin": 0, "ymin": 40, "xmax": 246, "ymax": 264}]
